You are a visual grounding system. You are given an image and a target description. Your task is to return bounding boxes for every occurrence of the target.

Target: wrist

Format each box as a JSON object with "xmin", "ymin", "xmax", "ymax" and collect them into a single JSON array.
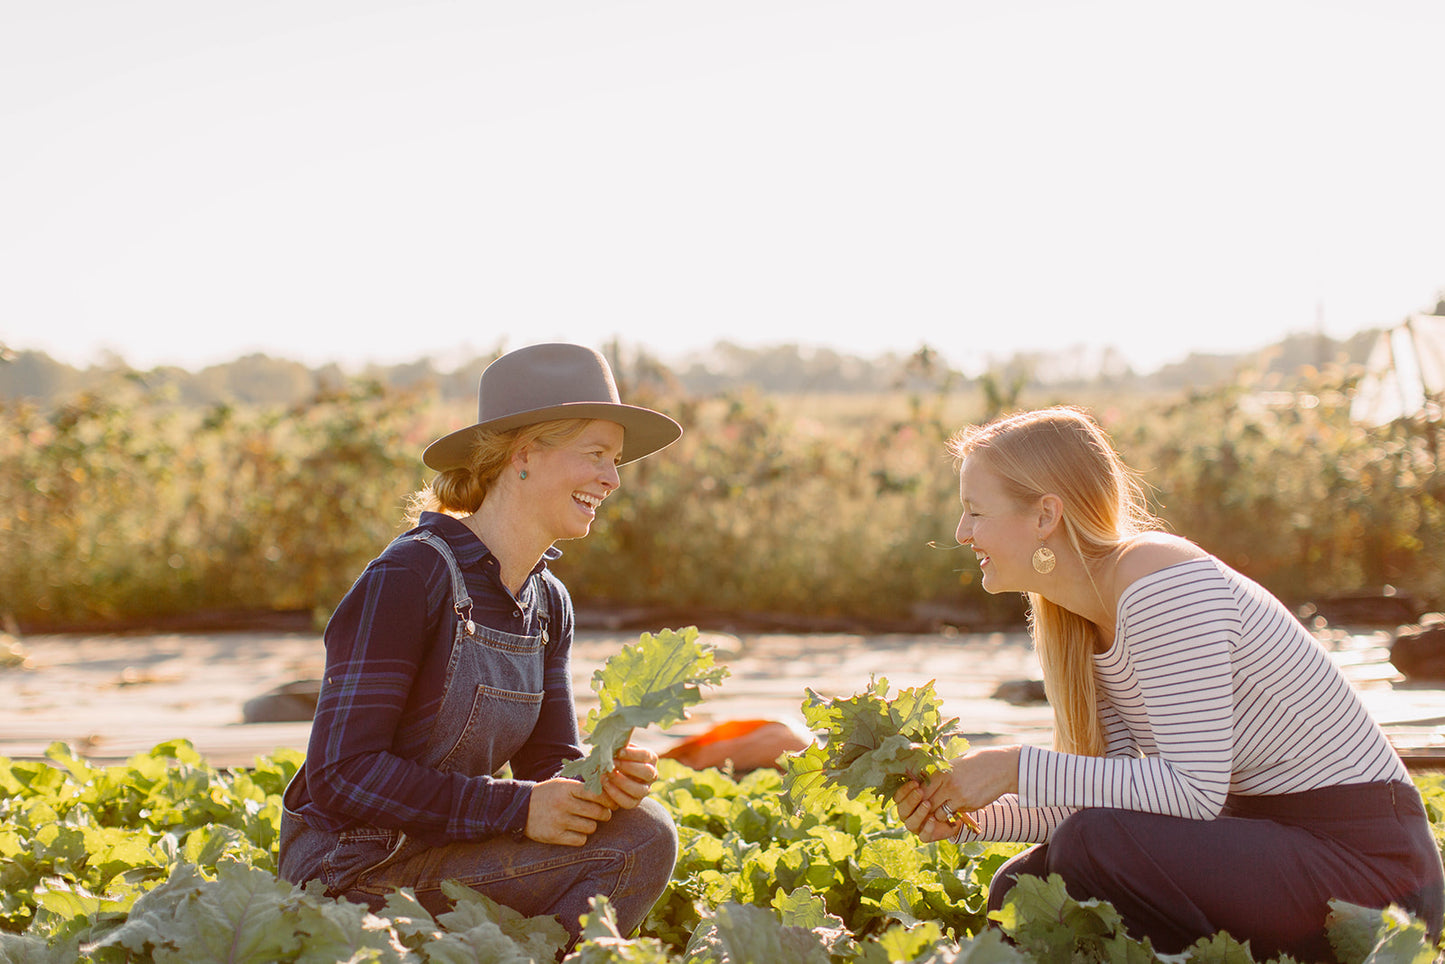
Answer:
[{"xmin": 982, "ymin": 744, "xmax": 1021, "ymax": 796}]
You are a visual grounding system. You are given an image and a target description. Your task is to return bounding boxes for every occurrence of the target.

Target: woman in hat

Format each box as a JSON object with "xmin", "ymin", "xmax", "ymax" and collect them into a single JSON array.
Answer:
[
  {"xmin": 893, "ymin": 406, "xmax": 1442, "ymax": 961},
  {"xmin": 278, "ymin": 343, "xmax": 683, "ymax": 949}
]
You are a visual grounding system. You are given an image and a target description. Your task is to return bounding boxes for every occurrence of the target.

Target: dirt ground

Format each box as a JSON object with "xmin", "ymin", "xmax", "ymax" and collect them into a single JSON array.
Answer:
[{"xmin": 2, "ymin": 627, "xmax": 1444, "ymax": 769}]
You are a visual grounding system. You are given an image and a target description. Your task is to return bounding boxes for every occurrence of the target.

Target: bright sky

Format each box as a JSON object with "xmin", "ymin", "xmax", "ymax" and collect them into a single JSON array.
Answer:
[{"xmin": 2, "ymin": 1, "xmax": 1442, "ymax": 376}]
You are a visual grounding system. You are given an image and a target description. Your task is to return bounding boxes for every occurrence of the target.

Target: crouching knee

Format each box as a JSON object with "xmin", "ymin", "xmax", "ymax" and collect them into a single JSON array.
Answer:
[
  {"xmin": 597, "ymin": 797, "xmax": 678, "ymax": 923},
  {"xmin": 1046, "ymin": 808, "xmax": 1132, "ymax": 892},
  {"xmin": 621, "ymin": 797, "xmax": 678, "ymax": 884}
]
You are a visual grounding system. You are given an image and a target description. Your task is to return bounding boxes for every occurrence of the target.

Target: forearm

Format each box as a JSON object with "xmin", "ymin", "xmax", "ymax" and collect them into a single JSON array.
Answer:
[
  {"xmin": 308, "ymin": 749, "xmax": 534, "ymax": 839},
  {"xmin": 1017, "ymin": 744, "xmax": 1229, "ymax": 819},
  {"xmin": 952, "ymin": 795, "xmax": 1073, "ymax": 845}
]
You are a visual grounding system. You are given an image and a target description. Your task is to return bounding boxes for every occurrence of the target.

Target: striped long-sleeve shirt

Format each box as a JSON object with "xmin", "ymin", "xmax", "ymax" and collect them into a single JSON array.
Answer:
[{"xmin": 959, "ymin": 557, "xmax": 1408, "ymax": 844}]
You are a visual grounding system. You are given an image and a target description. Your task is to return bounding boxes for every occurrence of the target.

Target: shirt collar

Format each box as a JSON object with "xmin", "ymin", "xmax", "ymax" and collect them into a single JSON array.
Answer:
[{"xmin": 417, "ymin": 511, "xmax": 562, "ymax": 576}]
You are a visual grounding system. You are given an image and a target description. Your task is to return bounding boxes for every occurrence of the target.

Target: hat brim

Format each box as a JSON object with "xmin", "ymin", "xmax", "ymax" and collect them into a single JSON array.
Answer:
[{"xmin": 422, "ymin": 402, "xmax": 682, "ymax": 471}]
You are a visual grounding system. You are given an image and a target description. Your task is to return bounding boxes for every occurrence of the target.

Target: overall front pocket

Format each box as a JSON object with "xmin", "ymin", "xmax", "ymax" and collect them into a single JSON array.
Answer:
[{"xmin": 434, "ymin": 683, "xmax": 544, "ymax": 775}]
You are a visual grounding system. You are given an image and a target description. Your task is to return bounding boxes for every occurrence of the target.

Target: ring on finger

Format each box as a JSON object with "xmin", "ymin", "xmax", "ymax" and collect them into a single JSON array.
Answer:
[{"xmin": 936, "ymin": 803, "xmax": 955, "ymax": 821}]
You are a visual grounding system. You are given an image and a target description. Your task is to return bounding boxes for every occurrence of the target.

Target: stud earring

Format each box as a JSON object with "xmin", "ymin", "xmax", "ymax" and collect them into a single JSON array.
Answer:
[
  {"xmin": 519, "ymin": 469, "xmax": 528, "ymax": 480},
  {"xmin": 1032, "ymin": 545, "xmax": 1056, "ymax": 574}
]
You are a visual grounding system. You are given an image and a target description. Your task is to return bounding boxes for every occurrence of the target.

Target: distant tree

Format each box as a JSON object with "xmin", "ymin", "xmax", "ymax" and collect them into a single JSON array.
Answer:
[
  {"xmin": 977, "ymin": 368, "xmax": 1028, "ymax": 420},
  {"xmin": 895, "ymin": 344, "xmax": 958, "ymax": 395},
  {"xmin": 1264, "ymin": 330, "xmax": 1355, "ymax": 374},
  {"xmin": 369, "ymin": 358, "xmax": 439, "ymax": 391},
  {"xmin": 674, "ymin": 341, "xmax": 924, "ymax": 395},
  {"xmin": 436, "ymin": 355, "xmax": 495, "ymax": 401},
  {"xmin": 137, "ymin": 365, "xmax": 204, "ymax": 404},
  {"xmin": 205, "ymin": 354, "xmax": 318, "ymax": 406},
  {"xmin": 0, "ymin": 350, "xmax": 82, "ymax": 400},
  {"xmin": 1145, "ymin": 352, "xmax": 1246, "ymax": 391},
  {"xmin": 315, "ymin": 363, "xmax": 350, "ymax": 394},
  {"xmin": 0, "ymin": 324, "xmax": 1400, "ymax": 410}
]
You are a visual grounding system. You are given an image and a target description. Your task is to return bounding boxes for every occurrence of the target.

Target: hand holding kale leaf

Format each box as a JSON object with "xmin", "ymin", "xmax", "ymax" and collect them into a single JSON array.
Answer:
[
  {"xmin": 781, "ymin": 676, "xmax": 980, "ymax": 831},
  {"xmin": 560, "ymin": 626, "xmax": 730, "ymax": 794}
]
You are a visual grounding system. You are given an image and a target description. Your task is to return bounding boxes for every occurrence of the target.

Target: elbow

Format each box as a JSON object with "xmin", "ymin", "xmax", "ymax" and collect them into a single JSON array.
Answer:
[
  {"xmin": 305, "ymin": 763, "xmax": 345, "ymax": 814},
  {"xmin": 1188, "ymin": 786, "xmax": 1229, "ymax": 820},
  {"xmin": 305, "ymin": 754, "xmax": 363, "ymax": 816},
  {"xmin": 1196, "ymin": 801, "xmax": 1226, "ymax": 821}
]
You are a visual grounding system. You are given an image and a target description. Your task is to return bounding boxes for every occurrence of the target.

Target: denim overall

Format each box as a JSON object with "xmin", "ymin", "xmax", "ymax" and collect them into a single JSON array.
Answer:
[{"xmin": 279, "ymin": 529, "xmax": 676, "ymax": 946}]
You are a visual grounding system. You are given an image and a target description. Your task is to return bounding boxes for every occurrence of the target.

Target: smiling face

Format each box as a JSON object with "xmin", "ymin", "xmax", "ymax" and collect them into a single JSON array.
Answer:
[
  {"xmin": 954, "ymin": 456, "xmax": 1041, "ymax": 595},
  {"xmin": 519, "ymin": 419, "xmax": 625, "ymax": 543}
]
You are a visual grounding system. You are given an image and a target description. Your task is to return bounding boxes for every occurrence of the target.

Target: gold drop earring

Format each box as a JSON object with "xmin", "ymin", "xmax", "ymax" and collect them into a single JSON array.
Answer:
[{"xmin": 1032, "ymin": 544, "xmax": 1056, "ymax": 574}]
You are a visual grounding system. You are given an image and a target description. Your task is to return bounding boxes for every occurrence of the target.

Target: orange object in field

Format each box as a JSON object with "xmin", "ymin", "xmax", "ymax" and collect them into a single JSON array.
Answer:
[{"xmin": 661, "ymin": 718, "xmax": 810, "ymax": 772}]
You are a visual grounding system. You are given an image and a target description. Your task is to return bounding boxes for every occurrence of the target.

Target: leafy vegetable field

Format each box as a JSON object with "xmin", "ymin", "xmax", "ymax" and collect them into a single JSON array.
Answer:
[{"xmin": 3, "ymin": 740, "xmax": 1443, "ymax": 964}]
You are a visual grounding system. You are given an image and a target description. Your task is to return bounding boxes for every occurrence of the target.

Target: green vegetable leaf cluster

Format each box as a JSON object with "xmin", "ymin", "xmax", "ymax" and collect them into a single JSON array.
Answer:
[
  {"xmin": 83, "ymin": 860, "xmax": 572, "ymax": 963},
  {"xmin": 1326, "ymin": 899, "xmax": 1436, "ymax": 964},
  {"xmin": 990, "ymin": 873, "xmax": 1314, "ymax": 964},
  {"xmin": 4, "ymin": 731, "xmax": 1445, "ymax": 962},
  {"xmin": 653, "ymin": 759, "xmax": 997, "ymax": 946},
  {"xmin": 781, "ymin": 677, "xmax": 969, "ymax": 813},
  {"xmin": 560, "ymin": 627, "xmax": 729, "ymax": 793},
  {"xmin": 0, "ymin": 739, "xmax": 294, "ymax": 946}
]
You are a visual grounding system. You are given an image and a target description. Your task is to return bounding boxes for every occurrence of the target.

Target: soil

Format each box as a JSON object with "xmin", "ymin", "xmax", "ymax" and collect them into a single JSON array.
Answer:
[{"xmin": 3, "ymin": 626, "xmax": 1444, "ymax": 770}]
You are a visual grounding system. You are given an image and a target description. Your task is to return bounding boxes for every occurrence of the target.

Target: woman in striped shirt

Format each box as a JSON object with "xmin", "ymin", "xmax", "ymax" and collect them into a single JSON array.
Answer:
[{"xmin": 893, "ymin": 406, "xmax": 1443, "ymax": 960}]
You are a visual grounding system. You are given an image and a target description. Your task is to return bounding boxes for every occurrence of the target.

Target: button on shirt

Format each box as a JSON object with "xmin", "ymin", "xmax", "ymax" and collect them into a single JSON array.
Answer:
[{"xmin": 285, "ymin": 512, "xmax": 581, "ymax": 841}]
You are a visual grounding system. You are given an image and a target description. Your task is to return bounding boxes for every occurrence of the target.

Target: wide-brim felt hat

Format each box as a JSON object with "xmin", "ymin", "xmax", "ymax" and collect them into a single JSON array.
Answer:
[{"xmin": 422, "ymin": 342, "xmax": 683, "ymax": 471}]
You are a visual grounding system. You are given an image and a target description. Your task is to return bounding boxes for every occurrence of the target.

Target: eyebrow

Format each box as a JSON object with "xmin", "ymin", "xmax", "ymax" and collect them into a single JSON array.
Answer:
[{"xmin": 583, "ymin": 436, "xmax": 624, "ymax": 455}]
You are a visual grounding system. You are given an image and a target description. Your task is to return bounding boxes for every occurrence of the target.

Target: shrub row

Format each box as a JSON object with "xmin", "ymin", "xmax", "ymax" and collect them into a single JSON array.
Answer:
[{"xmin": 2, "ymin": 370, "xmax": 1441, "ymax": 632}]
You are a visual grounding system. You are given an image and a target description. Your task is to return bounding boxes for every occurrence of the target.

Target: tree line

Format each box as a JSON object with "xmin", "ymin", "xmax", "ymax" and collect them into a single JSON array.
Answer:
[{"xmin": 0, "ymin": 330, "xmax": 1382, "ymax": 410}]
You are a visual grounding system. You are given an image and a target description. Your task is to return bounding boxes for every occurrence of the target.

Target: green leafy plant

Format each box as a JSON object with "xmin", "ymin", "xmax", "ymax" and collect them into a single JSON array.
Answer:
[
  {"xmin": 82, "ymin": 862, "xmax": 574, "ymax": 963},
  {"xmin": 570, "ymin": 896, "xmax": 675, "ymax": 963},
  {"xmin": 781, "ymin": 677, "xmax": 973, "ymax": 824},
  {"xmin": 559, "ymin": 627, "xmax": 730, "ymax": 793},
  {"xmin": 1326, "ymin": 899, "xmax": 1437, "ymax": 964},
  {"xmin": 2, "ymin": 742, "xmax": 1444, "ymax": 960}
]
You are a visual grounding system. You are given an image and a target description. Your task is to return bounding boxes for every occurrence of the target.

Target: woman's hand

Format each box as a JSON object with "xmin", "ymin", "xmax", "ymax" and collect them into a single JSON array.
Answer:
[
  {"xmin": 599, "ymin": 743, "xmax": 659, "ymax": 811},
  {"xmin": 524, "ymin": 777, "xmax": 614, "ymax": 846},
  {"xmin": 893, "ymin": 745, "xmax": 1021, "ymax": 841},
  {"xmin": 894, "ymin": 780, "xmax": 961, "ymax": 842}
]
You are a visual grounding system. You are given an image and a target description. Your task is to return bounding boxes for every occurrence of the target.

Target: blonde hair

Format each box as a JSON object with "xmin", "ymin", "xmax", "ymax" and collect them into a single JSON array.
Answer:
[
  {"xmin": 406, "ymin": 418, "xmax": 593, "ymax": 524},
  {"xmin": 946, "ymin": 407, "xmax": 1159, "ymax": 757}
]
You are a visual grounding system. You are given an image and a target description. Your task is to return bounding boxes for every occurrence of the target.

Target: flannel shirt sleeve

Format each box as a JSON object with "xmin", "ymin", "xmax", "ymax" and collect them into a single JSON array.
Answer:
[{"xmin": 302, "ymin": 557, "xmax": 534, "ymax": 840}]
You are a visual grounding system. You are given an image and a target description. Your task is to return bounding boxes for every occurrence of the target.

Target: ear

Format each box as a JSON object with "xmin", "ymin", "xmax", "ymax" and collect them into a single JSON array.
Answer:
[
  {"xmin": 510, "ymin": 442, "xmax": 535, "ymax": 475},
  {"xmin": 1036, "ymin": 494, "xmax": 1063, "ymax": 539}
]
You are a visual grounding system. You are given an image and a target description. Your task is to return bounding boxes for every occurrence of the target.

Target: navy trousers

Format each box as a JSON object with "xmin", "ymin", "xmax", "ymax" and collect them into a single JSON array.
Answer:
[{"xmin": 987, "ymin": 780, "xmax": 1444, "ymax": 962}]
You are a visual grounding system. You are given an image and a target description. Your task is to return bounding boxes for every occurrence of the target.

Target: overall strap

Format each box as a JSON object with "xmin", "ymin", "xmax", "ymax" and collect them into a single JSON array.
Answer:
[
  {"xmin": 533, "ymin": 576, "xmax": 550, "ymax": 633},
  {"xmin": 532, "ymin": 576, "xmax": 555, "ymax": 645},
  {"xmin": 411, "ymin": 530, "xmax": 475, "ymax": 635}
]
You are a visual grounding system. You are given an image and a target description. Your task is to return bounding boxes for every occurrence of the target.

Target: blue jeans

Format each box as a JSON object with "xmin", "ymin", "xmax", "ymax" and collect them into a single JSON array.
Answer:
[{"xmin": 279, "ymin": 797, "xmax": 677, "ymax": 951}]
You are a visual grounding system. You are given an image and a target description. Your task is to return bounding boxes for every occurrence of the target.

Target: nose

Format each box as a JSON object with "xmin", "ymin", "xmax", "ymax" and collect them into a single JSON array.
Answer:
[
  {"xmin": 601, "ymin": 461, "xmax": 621, "ymax": 491},
  {"xmin": 955, "ymin": 515, "xmax": 973, "ymax": 546}
]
